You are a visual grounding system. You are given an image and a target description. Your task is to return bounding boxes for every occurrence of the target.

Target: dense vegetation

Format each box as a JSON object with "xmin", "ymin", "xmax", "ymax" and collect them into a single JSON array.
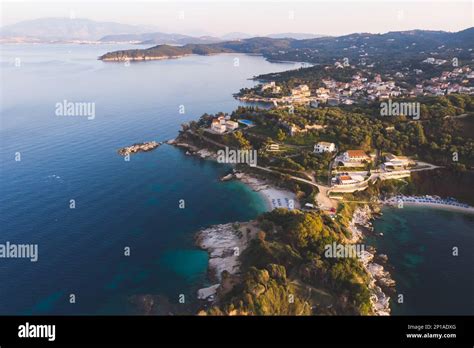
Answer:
[
  {"xmin": 228, "ymin": 95, "xmax": 474, "ymax": 168},
  {"xmin": 205, "ymin": 209, "xmax": 373, "ymax": 315}
]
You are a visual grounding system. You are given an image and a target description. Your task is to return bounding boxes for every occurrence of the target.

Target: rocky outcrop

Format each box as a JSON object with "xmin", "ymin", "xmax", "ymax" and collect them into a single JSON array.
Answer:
[
  {"xmin": 118, "ymin": 141, "xmax": 161, "ymax": 156},
  {"xmin": 349, "ymin": 205, "xmax": 396, "ymax": 315}
]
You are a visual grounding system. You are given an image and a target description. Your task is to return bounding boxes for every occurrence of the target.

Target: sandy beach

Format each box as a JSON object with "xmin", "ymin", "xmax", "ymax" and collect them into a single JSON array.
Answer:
[{"xmin": 235, "ymin": 172, "xmax": 300, "ymax": 211}]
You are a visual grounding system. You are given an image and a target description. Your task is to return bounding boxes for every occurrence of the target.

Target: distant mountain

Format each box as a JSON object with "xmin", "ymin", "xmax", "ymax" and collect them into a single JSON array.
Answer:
[
  {"xmin": 266, "ymin": 33, "xmax": 326, "ymax": 40},
  {"xmin": 0, "ymin": 18, "xmax": 155, "ymax": 42},
  {"xmin": 220, "ymin": 32, "xmax": 254, "ymax": 40},
  {"xmin": 100, "ymin": 32, "xmax": 222, "ymax": 45}
]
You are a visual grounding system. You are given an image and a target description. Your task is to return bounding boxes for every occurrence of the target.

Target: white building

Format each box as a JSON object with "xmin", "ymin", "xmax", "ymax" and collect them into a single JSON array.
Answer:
[
  {"xmin": 225, "ymin": 120, "xmax": 239, "ymax": 131},
  {"xmin": 314, "ymin": 142, "xmax": 336, "ymax": 153},
  {"xmin": 342, "ymin": 150, "xmax": 370, "ymax": 163},
  {"xmin": 383, "ymin": 153, "xmax": 414, "ymax": 171},
  {"xmin": 261, "ymin": 81, "xmax": 281, "ymax": 94},
  {"xmin": 211, "ymin": 120, "xmax": 226, "ymax": 133}
]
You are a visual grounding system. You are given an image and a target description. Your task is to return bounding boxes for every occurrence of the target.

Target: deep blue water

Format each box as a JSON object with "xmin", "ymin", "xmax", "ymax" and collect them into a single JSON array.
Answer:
[
  {"xmin": 0, "ymin": 44, "xmax": 303, "ymax": 314},
  {"xmin": 371, "ymin": 206, "xmax": 474, "ymax": 315}
]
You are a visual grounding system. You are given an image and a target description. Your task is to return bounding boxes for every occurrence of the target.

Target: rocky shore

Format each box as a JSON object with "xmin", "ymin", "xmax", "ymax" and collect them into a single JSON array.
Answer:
[
  {"xmin": 118, "ymin": 141, "xmax": 161, "ymax": 156},
  {"xmin": 348, "ymin": 205, "xmax": 396, "ymax": 316},
  {"xmin": 195, "ymin": 221, "xmax": 260, "ymax": 303},
  {"xmin": 167, "ymin": 138, "xmax": 216, "ymax": 160}
]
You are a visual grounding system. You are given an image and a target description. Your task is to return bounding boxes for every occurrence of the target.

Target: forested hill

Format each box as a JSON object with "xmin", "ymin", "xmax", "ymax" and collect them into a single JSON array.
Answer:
[{"xmin": 99, "ymin": 28, "xmax": 474, "ymax": 63}]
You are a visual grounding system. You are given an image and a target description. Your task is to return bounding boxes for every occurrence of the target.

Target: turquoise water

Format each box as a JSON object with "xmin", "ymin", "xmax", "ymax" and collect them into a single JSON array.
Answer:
[
  {"xmin": 0, "ymin": 44, "xmax": 302, "ymax": 314},
  {"xmin": 371, "ymin": 206, "xmax": 474, "ymax": 315}
]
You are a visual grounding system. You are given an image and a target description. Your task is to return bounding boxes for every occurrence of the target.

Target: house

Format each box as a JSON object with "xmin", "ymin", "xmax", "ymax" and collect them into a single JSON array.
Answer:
[
  {"xmin": 261, "ymin": 81, "xmax": 281, "ymax": 94},
  {"xmin": 333, "ymin": 174, "xmax": 365, "ymax": 186},
  {"xmin": 314, "ymin": 142, "xmax": 336, "ymax": 153},
  {"xmin": 291, "ymin": 85, "xmax": 311, "ymax": 98},
  {"xmin": 316, "ymin": 87, "xmax": 330, "ymax": 95},
  {"xmin": 383, "ymin": 153, "xmax": 414, "ymax": 170},
  {"xmin": 225, "ymin": 120, "xmax": 239, "ymax": 131},
  {"xmin": 217, "ymin": 115, "xmax": 226, "ymax": 125},
  {"xmin": 342, "ymin": 150, "xmax": 371, "ymax": 163},
  {"xmin": 327, "ymin": 97, "xmax": 340, "ymax": 106},
  {"xmin": 261, "ymin": 81, "xmax": 276, "ymax": 91},
  {"xmin": 211, "ymin": 119, "xmax": 226, "ymax": 133}
]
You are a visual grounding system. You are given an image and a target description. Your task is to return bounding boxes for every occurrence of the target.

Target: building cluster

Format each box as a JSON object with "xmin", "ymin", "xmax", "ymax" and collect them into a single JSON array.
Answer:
[
  {"xmin": 210, "ymin": 115, "xmax": 239, "ymax": 134},
  {"xmin": 261, "ymin": 81, "xmax": 281, "ymax": 94},
  {"xmin": 415, "ymin": 66, "xmax": 473, "ymax": 96},
  {"xmin": 258, "ymin": 83, "xmax": 312, "ymax": 103},
  {"xmin": 313, "ymin": 64, "xmax": 473, "ymax": 105},
  {"xmin": 291, "ymin": 84, "xmax": 311, "ymax": 98},
  {"xmin": 422, "ymin": 57, "xmax": 448, "ymax": 65},
  {"xmin": 328, "ymin": 149, "xmax": 416, "ymax": 189},
  {"xmin": 315, "ymin": 74, "xmax": 406, "ymax": 105}
]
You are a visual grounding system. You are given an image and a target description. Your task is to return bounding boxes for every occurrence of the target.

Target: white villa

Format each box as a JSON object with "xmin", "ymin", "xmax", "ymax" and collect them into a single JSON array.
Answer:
[
  {"xmin": 383, "ymin": 153, "xmax": 414, "ymax": 171},
  {"xmin": 211, "ymin": 119, "xmax": 226, "ymax": 133},
  {"xmin": 314, "ymin": 142, "xmax": 336, "ymax": 153},
  {"xmin": 209, "ymin": 115, "xmax": 239, "ymax": 134}
]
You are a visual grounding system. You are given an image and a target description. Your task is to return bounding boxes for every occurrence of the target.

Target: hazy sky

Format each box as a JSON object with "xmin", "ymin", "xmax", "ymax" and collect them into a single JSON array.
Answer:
[{"xmin": 1, "ymin": 0, "xmax": 473, "ymax": 36}]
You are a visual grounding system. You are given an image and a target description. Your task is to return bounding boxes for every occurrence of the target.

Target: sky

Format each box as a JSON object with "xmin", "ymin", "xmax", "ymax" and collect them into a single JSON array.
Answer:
[{"xmin": 1, "ymin": 0, "xmax": 473, "ymax": 36}]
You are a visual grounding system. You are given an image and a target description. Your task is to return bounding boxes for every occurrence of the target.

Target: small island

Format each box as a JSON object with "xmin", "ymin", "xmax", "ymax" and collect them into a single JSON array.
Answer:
[{"xmin": 117, "ymin": 141, "xmax": 161, "ymax": 156}]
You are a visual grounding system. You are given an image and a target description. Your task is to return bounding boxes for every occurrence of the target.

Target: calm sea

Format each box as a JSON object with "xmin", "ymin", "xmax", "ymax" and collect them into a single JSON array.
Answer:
[
  {"xmin": 371, "ymin": 206, "xmax": 474, "ymax": 315},
  {"xmin": 0, "ymin": 44, "xmax": 303, "ymax": 314}
]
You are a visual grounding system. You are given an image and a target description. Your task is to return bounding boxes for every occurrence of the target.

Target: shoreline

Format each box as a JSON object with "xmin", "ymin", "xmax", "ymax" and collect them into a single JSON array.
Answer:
[
  {"xmin": 232, "ymin": 172, "xmax": 300, "ymax": 212},
  {"xmin": 348, "ymin": 205, "xmax": 395, "ymax": 316},
  {"xmin": 195, "ymin": 220, "xmax": 261, "ymax": 303},
  {"xmin": 168, "ymin": 137, "xmax": 300, "ymax": 212}
]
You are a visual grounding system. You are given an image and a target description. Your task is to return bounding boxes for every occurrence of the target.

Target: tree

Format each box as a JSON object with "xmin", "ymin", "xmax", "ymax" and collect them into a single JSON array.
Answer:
[{"xmin": 277, "ymin": 129, "xmax": 286, "ymax": 142}]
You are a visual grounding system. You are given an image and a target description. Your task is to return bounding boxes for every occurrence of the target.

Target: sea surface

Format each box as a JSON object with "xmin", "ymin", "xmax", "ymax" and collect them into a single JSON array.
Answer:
[
  {"xmin": 371, "ymin": 206, "xmax": 474, "ymax": 315},
  {"xmin": 0, "ymin": 44, "xmax": 303, "ymax": 314}
]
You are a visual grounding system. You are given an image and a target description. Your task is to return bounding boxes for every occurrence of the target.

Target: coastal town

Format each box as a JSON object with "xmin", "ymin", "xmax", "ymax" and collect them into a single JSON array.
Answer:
[{"xmin": 236, "ymin": 63, "xmax": 473, "ymax": 106}]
